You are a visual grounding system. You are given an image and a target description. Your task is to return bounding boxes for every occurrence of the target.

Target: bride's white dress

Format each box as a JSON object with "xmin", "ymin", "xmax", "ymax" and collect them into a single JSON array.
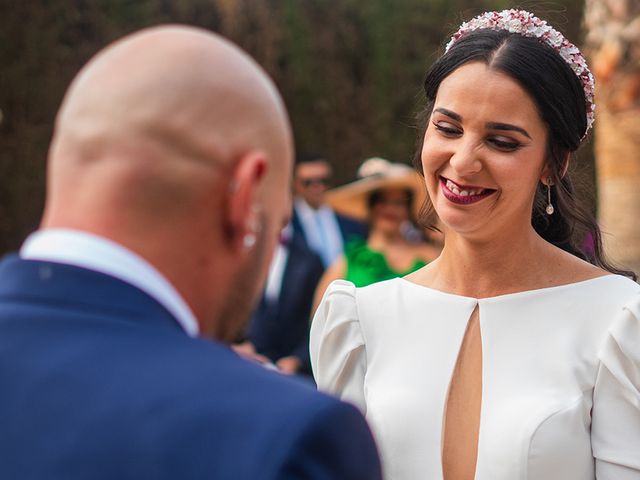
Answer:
[{"xmin": 310, "ymin": 275, "xmax": 640, "ymax": 479}]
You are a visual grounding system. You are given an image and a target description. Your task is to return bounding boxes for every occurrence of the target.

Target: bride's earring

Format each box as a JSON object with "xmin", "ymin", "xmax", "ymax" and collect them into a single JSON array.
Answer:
[{"xmin": 545, "ymin": 177, "xmax": 554, "ymax": 215}]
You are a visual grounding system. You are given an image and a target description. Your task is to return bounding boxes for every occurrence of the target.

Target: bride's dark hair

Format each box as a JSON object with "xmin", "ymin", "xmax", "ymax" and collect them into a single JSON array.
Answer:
[{"xmin": 413, "ymin": 29, "xmax": 636, "ymax": 279}]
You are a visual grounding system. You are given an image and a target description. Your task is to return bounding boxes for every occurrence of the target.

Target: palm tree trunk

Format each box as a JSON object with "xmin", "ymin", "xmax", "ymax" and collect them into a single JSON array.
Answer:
[{"xmin": 584, "ymin": 0, "xmax": 640, "ymax": 275}]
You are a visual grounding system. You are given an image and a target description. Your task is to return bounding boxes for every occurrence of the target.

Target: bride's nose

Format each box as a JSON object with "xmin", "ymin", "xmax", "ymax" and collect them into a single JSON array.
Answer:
[{"xmin": 448, "ymin": 140, "xmax": 482, "ymax": 177}]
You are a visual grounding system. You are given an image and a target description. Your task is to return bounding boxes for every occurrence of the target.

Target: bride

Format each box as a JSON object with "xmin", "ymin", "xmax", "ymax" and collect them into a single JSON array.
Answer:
[{"xmin": 311, "ymin": 9, "xmax": 640, "ymax": 480}]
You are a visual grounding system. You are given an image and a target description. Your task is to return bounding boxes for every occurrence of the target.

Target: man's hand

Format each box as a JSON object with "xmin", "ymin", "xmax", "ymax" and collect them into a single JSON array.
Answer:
[
  {"xmin": 276, "ymin": 355, "xmax": 302, "ymax": 375},
  {"xmin": 232, "ymin": 341, "xmax": 272, "ymax": 366}
]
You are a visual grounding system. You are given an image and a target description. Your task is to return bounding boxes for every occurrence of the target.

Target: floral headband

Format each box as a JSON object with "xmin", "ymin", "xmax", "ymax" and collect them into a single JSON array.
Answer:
[{"xmin": 445, "ymin": 9, "xmax": 595, "ymax": 140}]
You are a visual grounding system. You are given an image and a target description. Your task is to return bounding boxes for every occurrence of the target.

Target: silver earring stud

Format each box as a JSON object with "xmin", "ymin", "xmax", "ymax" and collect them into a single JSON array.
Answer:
[
  {"xmin": 545, "ymin": 177, "xmax": 554, "ymax": 215},
  {"xmin": 243, "ymin": 233, "xmax": 256, "ymax": 249}
]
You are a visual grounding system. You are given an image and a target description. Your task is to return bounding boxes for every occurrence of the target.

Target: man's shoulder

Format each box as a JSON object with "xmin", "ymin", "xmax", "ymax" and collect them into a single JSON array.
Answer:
[
  {"xmin": 131, "ymin": 334, "xmax": 336, "ymax": 418},
  {"xmin": 167, "ymin": 338, "xmax": 359, "ymax": 417},
  {"xmin": 0, "ymin": 257, "xmax": 381, "ymax": 479},
  {"xmin": 187, "ymin": 351, "xmax": 381, "ymax": 478},
  {"xmin": 133, "ymin": 339, "xmax": 381, "ymax": 477}
]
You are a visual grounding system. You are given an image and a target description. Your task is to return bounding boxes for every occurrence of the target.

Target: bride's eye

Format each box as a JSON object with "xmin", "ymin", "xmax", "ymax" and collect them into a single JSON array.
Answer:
[
  {"xmin": 488, "ymin": 137, "xmax": 521, "ymax": 151},
  {"xmin": 433, "ymin": 121, "xmax": 462, "ymax": 137}
]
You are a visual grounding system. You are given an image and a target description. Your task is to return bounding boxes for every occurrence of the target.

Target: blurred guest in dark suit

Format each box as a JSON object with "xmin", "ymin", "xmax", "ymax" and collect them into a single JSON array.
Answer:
[
  {"xmin": 292, "ymin": 154, "xmax": 367, "ymax": 267},
  {"xmin": 238, "ymin": 224, "xmax": 324, "ymax": 375}
]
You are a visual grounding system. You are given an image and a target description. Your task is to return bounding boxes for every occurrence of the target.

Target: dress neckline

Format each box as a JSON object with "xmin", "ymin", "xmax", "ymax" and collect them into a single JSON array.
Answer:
[{"xmin": 395, "ymin": 273, "xmax": 619, "ymax": 302}]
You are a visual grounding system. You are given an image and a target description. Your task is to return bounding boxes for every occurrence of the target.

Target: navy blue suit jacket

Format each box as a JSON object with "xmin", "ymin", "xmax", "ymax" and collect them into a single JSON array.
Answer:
[
  {"xmin": 291, "ymin": 207, "xmax": 367, "ymax": 254},
  {"xmin": 247, "ymin": 234, "xmax": 324, "ymax": 373},
  {"xmin": 0, "ymin": 256, "xmax": 381, "ymax": 479}
]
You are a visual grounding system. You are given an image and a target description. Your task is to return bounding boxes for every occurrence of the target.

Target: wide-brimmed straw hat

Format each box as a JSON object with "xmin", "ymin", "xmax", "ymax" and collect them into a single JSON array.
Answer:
[{"xmin": 325, "ymin": 157, "xmax": 426, "ymax": 221}]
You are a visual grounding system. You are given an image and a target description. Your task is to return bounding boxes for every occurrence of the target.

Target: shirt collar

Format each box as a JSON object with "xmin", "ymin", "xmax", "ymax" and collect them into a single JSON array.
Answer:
[
  {"xmin": 294, "ymin": 197, "xmax": 332, "ymax": 217},
  {"xmin": 20, "ymin": 228, "xmax": 199, "ymax": 337}
]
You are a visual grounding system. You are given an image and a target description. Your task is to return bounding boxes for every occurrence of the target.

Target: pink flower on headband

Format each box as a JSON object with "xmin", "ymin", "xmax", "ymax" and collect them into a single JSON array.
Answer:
[{"xmin": 445, "ymin": 9, "xmax": 595, "ymax": 141}]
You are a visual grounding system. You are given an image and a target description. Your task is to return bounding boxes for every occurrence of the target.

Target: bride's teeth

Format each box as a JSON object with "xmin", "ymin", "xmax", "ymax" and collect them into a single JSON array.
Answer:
[{"xmin": 444, "ymin": 178, "xmax": 488, "ymax": 197}]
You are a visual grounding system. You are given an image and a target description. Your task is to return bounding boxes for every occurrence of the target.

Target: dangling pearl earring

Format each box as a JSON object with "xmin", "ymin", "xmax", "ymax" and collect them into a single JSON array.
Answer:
[{"xmin": 545, "ymin": 177, "xmax": 554, "ymax": 215}]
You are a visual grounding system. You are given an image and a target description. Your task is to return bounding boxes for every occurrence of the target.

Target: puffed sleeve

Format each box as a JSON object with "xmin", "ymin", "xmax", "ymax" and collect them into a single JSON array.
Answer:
[
  {"xmin": 309, "ymin": 280, "xmax": 367, "ymax": 413},
  {"xmin": 592, "ymin": 295, "xmax": 640, "ymax": 479}
]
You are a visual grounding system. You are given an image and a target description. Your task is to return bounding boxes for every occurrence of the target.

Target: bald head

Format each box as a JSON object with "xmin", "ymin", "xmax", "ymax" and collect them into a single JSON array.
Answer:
[
  {"xmin": 47, "ymin": 26, "xmax": 291, "ymax": 220},
  {"xmin": 55, "ymin": 26, "xmax": 288, "ymax": 165},
  {"xmin": 42, "ymin": 25, "xmax": 294, "ymax": 337}
]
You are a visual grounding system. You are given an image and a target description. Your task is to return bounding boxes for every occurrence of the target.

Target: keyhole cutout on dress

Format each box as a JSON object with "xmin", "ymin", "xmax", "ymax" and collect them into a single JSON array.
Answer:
[{"xmin": 442, "ymin": 304, "xmax": 483, "ymax": 480}]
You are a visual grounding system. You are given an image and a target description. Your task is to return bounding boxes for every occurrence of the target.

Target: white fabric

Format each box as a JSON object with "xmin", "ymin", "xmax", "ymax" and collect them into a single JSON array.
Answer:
[
  {"xmin": 264, "ymin": 243, "xmax": 289, "ymax": 302},
  {"xmin": 310, "ymin": 276, "xmax": 640, "ymax": 480},
  {"xmin": 294, "ymin": 198, "xmax": 343, "ymax": 267},
  {"xmin": 264, "ymin": 224, "xmax": 293, "ymax": 301},
  {"xmin": 20, "ymin": 229, "xmax": 199, "ymax": 337}
]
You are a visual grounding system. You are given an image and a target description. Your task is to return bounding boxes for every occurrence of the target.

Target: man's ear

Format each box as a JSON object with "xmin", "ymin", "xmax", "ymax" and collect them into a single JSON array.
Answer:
[{"xmin": 224, "ymin": 151, "xmax": 268, "ymax": 252}]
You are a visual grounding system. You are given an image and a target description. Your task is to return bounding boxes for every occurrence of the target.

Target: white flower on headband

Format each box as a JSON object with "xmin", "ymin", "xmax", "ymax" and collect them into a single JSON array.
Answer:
[
  {"xmin": 445, "ymin": 9, "xmax": 595, "ymax": 140},
  {"xmin": 506, "ymin": 19, "xmax": 523, "ymax": 33}
]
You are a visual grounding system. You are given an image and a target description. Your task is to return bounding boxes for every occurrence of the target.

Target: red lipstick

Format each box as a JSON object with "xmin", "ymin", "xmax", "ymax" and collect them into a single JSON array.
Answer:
[{"xmin": 440, "ymin": 177, "xmax": 495, "ymax": 205}]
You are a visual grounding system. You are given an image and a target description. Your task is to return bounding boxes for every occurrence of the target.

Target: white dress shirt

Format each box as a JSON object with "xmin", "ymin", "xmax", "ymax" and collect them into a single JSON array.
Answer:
[
  {"xmin": 264, "ymin": 224, "xmax": 293, "ymax": 302},
  {"xmin": 20, "ymin": 228, "xmax": 199, "ymax": 337},
  {"xmin": 294, "ymin": 198, "xmax": 343, "ymax": 267}
]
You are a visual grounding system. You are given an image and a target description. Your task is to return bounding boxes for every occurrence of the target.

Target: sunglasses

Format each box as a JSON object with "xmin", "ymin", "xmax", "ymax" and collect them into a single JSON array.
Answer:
[{"xmin": 300, "ymin": 177, "xmax": 331, "ymax": 188}]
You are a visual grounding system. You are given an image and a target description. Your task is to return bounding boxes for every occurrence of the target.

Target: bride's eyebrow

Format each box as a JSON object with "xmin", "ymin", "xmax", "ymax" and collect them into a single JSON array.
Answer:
[
  {"xmin": 434, "ymin": 108, "xmax": 532, "ymax": 139},
  {"xmin": 433, "ymin": 108, "xmax": 462, "ymax": 122}
]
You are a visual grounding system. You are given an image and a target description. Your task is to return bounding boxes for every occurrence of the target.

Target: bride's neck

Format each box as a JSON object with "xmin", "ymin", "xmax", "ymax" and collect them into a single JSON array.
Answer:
[{"xmin": 432, "ymin": 227, "xmax": 550, "ymax": 298}]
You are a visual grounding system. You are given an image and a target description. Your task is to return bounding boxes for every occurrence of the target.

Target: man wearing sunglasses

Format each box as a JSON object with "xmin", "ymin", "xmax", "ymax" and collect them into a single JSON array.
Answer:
[
  {"xmin": 292, "ymin": 154, "xmax": 366, "ymax": 268},
  {"xmin": 238, "ymin": 155, "xmax": 364, "ymax": 376}
]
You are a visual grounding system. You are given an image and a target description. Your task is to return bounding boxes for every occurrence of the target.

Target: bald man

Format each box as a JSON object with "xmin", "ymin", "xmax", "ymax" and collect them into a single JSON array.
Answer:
[{"xmin": 0, "ymin": 26, "xmax": 381, "ymax": 480}]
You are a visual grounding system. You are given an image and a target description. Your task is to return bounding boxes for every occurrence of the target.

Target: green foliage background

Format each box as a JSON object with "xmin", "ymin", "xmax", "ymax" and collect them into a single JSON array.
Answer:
[{"xmin": 0, "ymin": 0, "xmax": 589, "ymax": 254}]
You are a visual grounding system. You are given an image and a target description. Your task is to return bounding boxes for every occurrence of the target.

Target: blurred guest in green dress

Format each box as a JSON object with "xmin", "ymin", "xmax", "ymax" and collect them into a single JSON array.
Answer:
[{"xmin": 313, "ymin": 158, "xmax": 441, "ymax": 305}]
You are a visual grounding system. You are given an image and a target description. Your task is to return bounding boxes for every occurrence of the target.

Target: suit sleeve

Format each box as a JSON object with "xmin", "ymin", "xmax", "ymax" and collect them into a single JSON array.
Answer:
[
  {"xmin": 277, "ymin": 400, "xmax": 382, "ymax": 480},
  {"xmin": 291, "ymin": 254, "xmax": 325, "ymax": 370},
  {"xmin": 592, "ymin": 295, "xmax": 640, "ymax": 479}
]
